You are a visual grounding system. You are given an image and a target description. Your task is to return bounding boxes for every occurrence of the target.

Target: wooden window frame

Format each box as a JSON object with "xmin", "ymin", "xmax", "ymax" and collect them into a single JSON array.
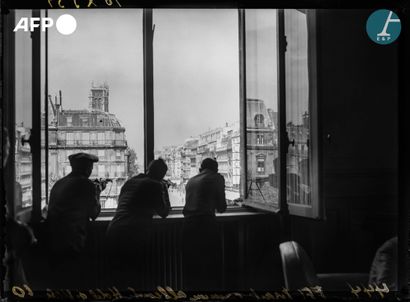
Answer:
[
  {"xmin": 7, "ymin": 8, "xmax": 321, "ymax": 220},
  {"xmin": 239, "ymin": 9, "xmax": 323, "ymax": 219}
]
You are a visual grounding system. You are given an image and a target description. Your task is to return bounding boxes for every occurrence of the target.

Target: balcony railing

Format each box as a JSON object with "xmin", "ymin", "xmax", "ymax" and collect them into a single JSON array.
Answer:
[{"xmin": 56, "ymin": 139, "xmax": 127, "ymax": 147}]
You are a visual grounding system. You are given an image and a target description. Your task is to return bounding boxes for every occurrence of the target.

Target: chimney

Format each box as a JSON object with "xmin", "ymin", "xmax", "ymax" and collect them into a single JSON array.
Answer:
[
  {"xmin": 54, "ymin": 95, "xmax": 60, "ymax": 112},
  {"xmin": 59, "ymin": 90, "xmax": 62, "ymax": 107}
]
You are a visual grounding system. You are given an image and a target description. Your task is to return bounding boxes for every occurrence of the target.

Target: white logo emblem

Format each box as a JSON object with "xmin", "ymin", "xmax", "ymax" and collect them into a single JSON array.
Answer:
[
  {"xmin": 377, "ymin": 11, "xmax": 400, "ymax": 38},
  {"xmin": 13, "ymin": 14, "xmax": 77, "ymax": 35}
]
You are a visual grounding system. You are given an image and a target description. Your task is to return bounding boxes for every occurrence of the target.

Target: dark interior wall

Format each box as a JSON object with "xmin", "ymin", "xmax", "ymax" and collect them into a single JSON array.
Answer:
[
  {"xmin": 291, "ymin": 9, "xmax": 398, "ymax": 273},
  {"xmin": 26, "ymin": 215, "xmax": 284, "ymax": 291}
]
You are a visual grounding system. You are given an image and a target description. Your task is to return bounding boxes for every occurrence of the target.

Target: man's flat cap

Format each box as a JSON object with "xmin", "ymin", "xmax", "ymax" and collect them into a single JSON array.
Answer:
[{"xmin": 68, "ymin": 152, "xmax": 99, "ymax": 164}]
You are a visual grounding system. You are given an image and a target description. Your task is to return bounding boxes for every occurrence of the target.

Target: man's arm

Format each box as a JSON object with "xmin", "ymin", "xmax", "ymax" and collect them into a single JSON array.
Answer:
[
  {"xmin": 216, "ymin": 174, "xmax": 227, "ymax": 213},
  {"xmin": 86, "ymin": 181, "xmax": 101, "ymax": 220},
  {"xmin": 154, "ymin": 181, "xmax": 170, "ymax": 218}
]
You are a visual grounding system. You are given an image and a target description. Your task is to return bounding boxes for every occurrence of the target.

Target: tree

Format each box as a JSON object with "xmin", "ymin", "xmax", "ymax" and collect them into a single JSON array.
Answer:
[{"xmin": 127, "ymin": 148, "xmax": 139, "ymax": 177}]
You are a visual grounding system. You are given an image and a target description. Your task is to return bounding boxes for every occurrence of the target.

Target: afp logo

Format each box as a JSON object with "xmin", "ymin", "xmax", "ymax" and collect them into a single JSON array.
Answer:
[
  {"xmin": 14, "ymin": 14, "xmax": 77, "ymax": 35},
  {"xmin": 366, "ymin": 10, "xmax": 401, "ymax": 45}
]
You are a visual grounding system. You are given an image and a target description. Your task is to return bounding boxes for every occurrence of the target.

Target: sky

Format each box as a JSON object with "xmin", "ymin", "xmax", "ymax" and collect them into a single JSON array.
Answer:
[
  {"xmin": 47, "ymin": 9, "xmax": 240, "ymax": 166},
  {"xmin": 15, "ymin": 9, "xmax": 306, "ymax": 167}
]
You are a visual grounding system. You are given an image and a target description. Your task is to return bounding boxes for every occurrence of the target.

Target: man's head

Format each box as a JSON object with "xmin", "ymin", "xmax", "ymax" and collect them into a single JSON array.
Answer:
[
  {"xmin": 147, "ymin": 158, "xmax": 168, "ymax": 181},
  {"xmin": 200, "ymin": 158, "xmax": 218, "ymax": 173},
  {"xmin": 68, "ymin": 152, "xmax": 99, "ymax": 177}
]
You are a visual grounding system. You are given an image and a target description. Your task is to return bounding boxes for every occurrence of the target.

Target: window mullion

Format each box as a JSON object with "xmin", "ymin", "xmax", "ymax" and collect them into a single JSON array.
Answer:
[
  {"xmin": 44, "ymin": 9, "xmax": 49, "ymax": 205},
  {"xmin": 238, "ymin": 9, "xmax": 248, "ymax": 200},
  {"xmin": 143, "ymin": 8, "xmax": 154, "ymax": 171},
  {"xmin": 31, "ymin": 9, "xmax": 42, "ymax": 223},
  {"xmin": 3, "ymin": 10, "xmax": 16, "ymax": 218},
  {"xmin": 277, "ymin": 9, "xmax": 291, "ymax": 238}
]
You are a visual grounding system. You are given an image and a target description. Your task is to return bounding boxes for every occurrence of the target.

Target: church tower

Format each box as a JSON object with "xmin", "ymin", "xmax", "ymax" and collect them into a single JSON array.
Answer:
[{"xmin": 89, "ymin": 82, "xmax": 109, "ymax": 112}]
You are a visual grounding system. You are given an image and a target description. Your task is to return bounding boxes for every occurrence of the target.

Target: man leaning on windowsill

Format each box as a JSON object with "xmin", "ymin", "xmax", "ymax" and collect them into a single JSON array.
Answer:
[{"xmin": 46, "ymin": 152, "xmax": 107, "ymax": 289}]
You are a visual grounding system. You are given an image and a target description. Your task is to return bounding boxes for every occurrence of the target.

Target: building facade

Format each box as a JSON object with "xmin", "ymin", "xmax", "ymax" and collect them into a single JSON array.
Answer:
[
  {"xmin": 246, "ymin": 98, "xmax": 278, "ymax": 204},
  {"xmin": 47, "ymin": 84, "xmax": 129, "ymax": 208},
  {"xmin": 155, "ymin": 99, "xmax": 312, "ymax": 207},
  {"xmin": 155, "ymin": 122, "xmax": 241, "ymax": 205},
  {"xmin": 15, "ymin": 124, "xmax": 34, "ymax": 208}
]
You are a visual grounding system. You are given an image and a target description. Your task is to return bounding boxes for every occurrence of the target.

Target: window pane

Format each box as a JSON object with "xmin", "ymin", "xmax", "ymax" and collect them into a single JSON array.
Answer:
[
  {"xmin": 284, "ymin": 10, "xmax": 311, "ymax": 206},
  {"xmin": 245, "ymin": 9, "xmax": 279, "ymax": 208},
  {"xmin": 41, "ymin": 10, "xmax": 47, "ymax": 210},
  {"xmin": 15, "ymin": 10, "xmax": 33, "ymax": 209},
  {"xmin": 47, "ymin": 9, "xmax": 144, "ymax": 209},
  {"xmin": 153, "ymin": 9, "xmax": 240, "ymax": 207}
]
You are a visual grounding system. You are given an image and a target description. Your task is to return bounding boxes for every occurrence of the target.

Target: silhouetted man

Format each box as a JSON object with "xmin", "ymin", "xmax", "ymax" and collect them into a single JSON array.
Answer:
[
  {"xmin": 182, "ymin": 158, "xmax": 227, "ymax": 291},
  {"xmin": 47, "ymin": 152, "xmax": 104, "ymax": 288},
  {"xmin": 106, "ymin": 158, "xmax": 170, "ymax": 289}
]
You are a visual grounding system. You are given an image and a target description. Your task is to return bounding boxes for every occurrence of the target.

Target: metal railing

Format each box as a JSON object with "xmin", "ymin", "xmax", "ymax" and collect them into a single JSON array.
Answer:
[{"xmin": 56, "ymin": 139, "xmax": 127, "ymax": 147}]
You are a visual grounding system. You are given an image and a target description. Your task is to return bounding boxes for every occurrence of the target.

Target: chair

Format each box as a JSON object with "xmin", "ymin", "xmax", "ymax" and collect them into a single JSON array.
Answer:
[
  {"xmin": 5, "ymin": 218, "xmax": 38, "ymax": 285},
  {"xmin": 279, "ymin": 241, "xmax": 369, "ymax": 290},
  {"xmin": 279, "ymin": 241, "xmax": 320, "ymax": 289}
]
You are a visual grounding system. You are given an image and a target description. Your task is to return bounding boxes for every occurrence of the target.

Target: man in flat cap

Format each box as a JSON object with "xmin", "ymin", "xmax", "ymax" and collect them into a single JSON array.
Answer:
[{"xmin": 46, "ymin": 152, "xmax": 105, "ymax": 288}]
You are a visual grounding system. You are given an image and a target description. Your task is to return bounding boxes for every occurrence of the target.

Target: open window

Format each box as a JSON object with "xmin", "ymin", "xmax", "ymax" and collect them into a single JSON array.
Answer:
[
  {"xmin": 42, "ymin": 9, "xmax": 144, "ymax": 210},
  {"xmin": 5, "ymin": 7, "xmax": 321, "ymax": 221},
  {"xmin": 240, "ymin": 9, "xmax": 321, "ymax": 218},
  {"xmin": 152, "ymin": 9, "xmax": 240, "ymax": 207}
]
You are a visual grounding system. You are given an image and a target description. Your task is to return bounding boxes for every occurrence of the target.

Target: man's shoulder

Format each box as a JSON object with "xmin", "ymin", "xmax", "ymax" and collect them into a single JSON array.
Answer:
[
  {"xmin": 124, "ymin": 174, "xmax": 161, "ymax": 188},
  {"xmin": 203, "ymin": 171, "xmax": 224, "ymax": 181},
  {"xmin": 189, "ymin": 171, "xmax": 224, "ymax": 184},
  {"xmin": 187, "ymin": 172, "xmax": 203, "ymax": 184},
  {"xmin": 53, "ymin": 174, "xmax": 94, "ymax": 190}
]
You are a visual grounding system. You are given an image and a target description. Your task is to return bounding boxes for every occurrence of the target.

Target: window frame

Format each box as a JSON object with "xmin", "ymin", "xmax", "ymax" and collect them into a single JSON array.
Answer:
[
  {"xmin": 240, "ymin": 9, "xmax": 322, "ymax": 219},
  {"xmin": 7, "ymin": 8, "xmax": 321, "ymax": 221},
  {"xmin": 283, "ymin": 9, "xmax": 322, "ymax": 219}
]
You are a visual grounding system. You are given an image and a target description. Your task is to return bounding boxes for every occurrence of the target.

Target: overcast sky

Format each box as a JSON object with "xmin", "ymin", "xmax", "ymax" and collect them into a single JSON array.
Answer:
[
  {"xmin": 47, "ymin": 9, "xmax": 240, "ymax": 166},
  {"xmin": 14, "ymin": 9, "xmax": 307, "ymax": 167}
]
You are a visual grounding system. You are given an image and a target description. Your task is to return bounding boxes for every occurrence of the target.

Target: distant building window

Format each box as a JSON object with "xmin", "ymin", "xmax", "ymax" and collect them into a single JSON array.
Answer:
[
  {"xmin": 256, "ymin": 154, "xmax": 266, "ymax": 174},
  {"xmin": 109, "ymin": 165, "xmax": 115, "ymax": 177},
  {"xmin": 90, "ymin": 132, "xmax": 97, "ymax": 144},
  {"xmin": 82, "ymin": 132, "xmax": 90, "ymax": 144},
  {"xmin": 81, "ymin": 117, "xmax": 89, "ymax": 126},
  {"xmin": 115, "ymin": 132, "xmax": 123, "ymax": 141},
  {"xmin": 106, "ymin": 131, "xmax": 113, "ymax": 141},
  {"xmin": 98, "ymin": 150, "xmax": 105, "ymax": 160},
  {"xmin": 256, "ymin": 134, "xmax": 264, "ymax": 145},
  {"xmin": 98, "ymin": 165, "xmax": 105, "ymax": 178},
  {"xmin": 254, "ymin": 114, "xmax": 264, "ymax": 127},
  {"xmin": 117, "ymin": 164, "xmax": 125, "ymax": 176},
  {"xmin": 59, "ymin": 150, "xmax": 66, "ymax": 162},
  {"xmin": 97, "ymin": 132, "xmax": 104, "ymax": 143},
  {"xmin": 66, "ymin": 116, "xmax": 72, "ymax": 126},
  {"xmin": 66, "ymin": 132, "xmax": 74, "ymax": 144},
  {"xmin": 75, "ymin": 132, "xmax": 81, "ymax": 145}
]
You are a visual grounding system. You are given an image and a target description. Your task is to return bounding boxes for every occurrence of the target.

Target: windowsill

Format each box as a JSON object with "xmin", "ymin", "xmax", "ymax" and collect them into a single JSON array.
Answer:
[
  {"xmin": 242, "ymin": 199, "xmax": 280, "ymax": 214},
  {"xmin": 95, "ymin": 204, "xmax": 271, "ymax": 222}
]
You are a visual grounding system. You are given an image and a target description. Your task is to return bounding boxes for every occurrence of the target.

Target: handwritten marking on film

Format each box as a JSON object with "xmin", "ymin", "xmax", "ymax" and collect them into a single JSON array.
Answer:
[
  {"xmin": 348, "ymin": 283, "xmax": 389, "ymax": 299},
  {"xmin": 48, "ymin": 0, "xmax": 122, "ymax": 9},
  {"xmin": 9, "ymin": 284, "xmax": 390, "ymax": 300}
]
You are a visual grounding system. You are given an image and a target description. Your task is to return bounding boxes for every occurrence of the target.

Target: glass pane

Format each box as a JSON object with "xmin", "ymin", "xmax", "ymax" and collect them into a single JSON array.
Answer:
[
  {"xmin": 41, "ymin": 10, "xmax": 48, "ymax": 211},
  {"xmin": 15, "ymin": 10, "xmax": 33, "ymax": 209},
  {"xmin": 284, "ymin": 10, "xmax": 311, "ymax": 205},
  {"xmin": 153, "ymin": 9, "xmax": 240, "ymax": 207},
  {"xmin": 245, "ymin": 9, "xmax": 279, "ymax": 207},
  {"xmin": 47, "ymin": 9, "xmax": 144, "ymax": 209}
]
